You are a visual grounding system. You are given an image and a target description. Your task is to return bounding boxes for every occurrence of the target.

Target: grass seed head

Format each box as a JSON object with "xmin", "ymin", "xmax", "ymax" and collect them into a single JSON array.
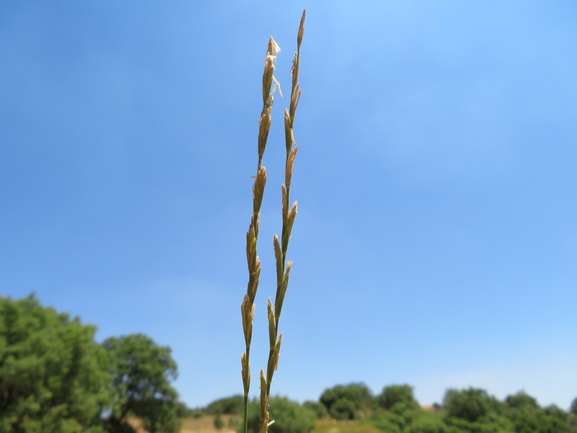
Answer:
[
  {"xmin": 262, "ymin": 37, "xmax": 281, "ymax": 106},
  {"xmin": 253, "ymin": 167, "xmax": 267, "ymax": 211},
  {"xmin": 275, "ymin": 261, "xmax": 292, "ymax": 320},
  {"xmin": 241, "ymin": 352, "xmax": 250, "ymax": 393},
  {"xmin": 267, "ymin": 299, "xmax": 276, "ymax": 348},
  {"xmin": 281, "ymin": 203, "xmax": 297, "ymax": 253},
  {"xmin": 273, "ymin": 235, "xmax": 283, "ymax": 286},
  {"xmin": 297, "ymin": 10, "xmax": 306, "ymax": 47},
  {"xmin": 285, "ymin": 147, "xmax": 298, "ymax": 190},
  {"xmin": 241, "ymin": 295, "xmax": 254, "ymax": 346},
  {"xmin": 258, "ymin": 109, "xmax": 272, "ymax": 162}
]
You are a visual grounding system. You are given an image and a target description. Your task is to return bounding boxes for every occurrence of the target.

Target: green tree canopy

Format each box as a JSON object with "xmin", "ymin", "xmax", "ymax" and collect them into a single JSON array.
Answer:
[
  {"xmin": 302, "ymin": 400, "xmax": 328, "ymax": 419},
  {"xmin": 379, "ymin": 385, "xmax": 419, "ymax": 411},
  {"xmin": 102, "ymin": 333, "xmax": 180, "ymax": 433},
  {"xmin": 320, "ymin": 383, "xmax": 375, "ymax": 419},
  {"xmin": 205, "ymin": 395, "xmax": 244, "ymax": 415},
  {"xmin": 0, "ymin": 294, "xmax": 110, "ymax": 433},
  {"xmin": 443, "ymin": 388, "xmax": 502, "ymax": 423},
  {"xmin": 505, "ymin": 391, "xmax": 540, "ymax": 411}
]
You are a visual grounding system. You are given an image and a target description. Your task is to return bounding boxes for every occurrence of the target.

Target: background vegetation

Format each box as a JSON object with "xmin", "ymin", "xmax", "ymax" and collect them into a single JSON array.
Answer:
[
  {"xmin": 202, "ymin": 383, "xmax": 577, "ymax": 433},
  {"xmin": 2, "ymin": 293, "xmax": 576, "ymax": 433},
  {"xmin": 0, "ymin": 294, "xmax": 182, "ymax": 433}
]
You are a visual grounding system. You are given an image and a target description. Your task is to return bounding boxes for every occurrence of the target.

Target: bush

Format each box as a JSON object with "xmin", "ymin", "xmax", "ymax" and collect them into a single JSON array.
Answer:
[
  {"xmin": 214, "ymin": 414, "xmax": 224, "ymax": 430},
  {"xmin": 405, "ymin": 411, "xmax": 447, "ymax": 433},
  {"xmin": 206, "ymin": 395, "xmax": 245, "ymax": 415},
  {"xmin": 505, "ymin": 392, "xmax": 539, "ymax": 411},
  {"xmin": 444, "ymin": 412, "xmax": 513, "ymax": 433},
  {"xmin": 443, "ymin": 388, "xmax": 502, "ymax": 423},
  {"xmin": 188, "ymin": 409, "xmax": 204, "ymax": 419},
  {"xmin": 370, "ymin": 411, "xmax": 406, "ymax": 433},
  {"xmin": 246, "ymin": 396, "xmax": 316, "ymax": 433},
  {"xmin": 330, "ymin": 398, "xmax": 357, "ymax": 420},
  {"xmin": 303, "ymin": 401, "xmax": 328, "ymax": 419},
  {"xmin": 544, "ymin": 405, "xmax": 568, "ymax": 422},
  {"xmin": 380, "ymin": 385, "xmax": 419, "ymax": 411},
  {"xmin": 320, "ymin": 383, "xmax": 375, "ymax": 419}
]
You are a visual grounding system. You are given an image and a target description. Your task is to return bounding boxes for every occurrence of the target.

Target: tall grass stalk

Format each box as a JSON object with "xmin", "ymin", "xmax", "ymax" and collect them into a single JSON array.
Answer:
[{"xmin": 240, "ymin": 10, "xmax": 306, "ymax": 433}]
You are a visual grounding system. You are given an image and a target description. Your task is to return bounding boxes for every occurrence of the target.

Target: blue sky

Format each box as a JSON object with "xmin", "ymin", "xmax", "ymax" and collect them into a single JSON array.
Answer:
[{"xmin": 1, "ymin": 1, "xmax": 577, "ymax": 410}]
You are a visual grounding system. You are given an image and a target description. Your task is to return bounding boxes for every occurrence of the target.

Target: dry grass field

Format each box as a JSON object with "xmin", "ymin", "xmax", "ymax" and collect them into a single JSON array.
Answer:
[
  {"xmin": 128, "ymin": 415, "xmax": 240, "ymax": 433},
  {"xmin": 312, "ymin": 419, "xmax": 383, "ymax": 433},
  {"xmin": 128, "ymin": 415, "xmax": 382, "ymax": 433},
  {"xmin": 179, "ymin": 415, "xmax": 240, "ymax": 433}
]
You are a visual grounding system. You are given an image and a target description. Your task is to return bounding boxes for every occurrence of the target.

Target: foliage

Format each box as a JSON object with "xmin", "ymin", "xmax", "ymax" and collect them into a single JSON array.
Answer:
[
  {"xmin": 0, "ymin": 294, "xmax": 110, "ymax": 433},
  {"xmin": 330, "ymin": 398, "xmax": 359, "ymax": 420},
  {"xmin": 214, "ymin": 414, "xmax": 225, "ymax": 430},
  {"xmin": 404, "ymin": 411, "xmax": 448, "ymax": 433},
  {"xmin": 505, "ymin": 392, "xmax": 539, "ymax": 411},
  {"xmin": 370, "ymin": 411, "xmax": 406, "ymax": 433},
  {"xmin": 245, "ymin": 396, "xmax": 316, "ymax": 433},
  {"xmin": 102, "ymin": 333, "xmax": 180, "ymax": 433},
  {"xmin": 379, "ymin": 385, "xmax": 420, "ymax": 411},
  {"xmin": 303, "ymin": 400, "xmax": 328, "ymax": 419},
  {"xmin": 206, "ymin": 395, "xmax": 245, "ymax": 415},
  {"xmin": 320, "ymin": 383, "xmax": 375, "ymax": 419},
  {"xmin": 443, "ymin": 388, "xmax": 503, "ymax": 423},
  {"xmin": 367, "ymin": 388, "xmax": 577, "ymax": 433},
  {"xmin": 443, "ymin": 412, "xmax": 513, "ymax": 433}
]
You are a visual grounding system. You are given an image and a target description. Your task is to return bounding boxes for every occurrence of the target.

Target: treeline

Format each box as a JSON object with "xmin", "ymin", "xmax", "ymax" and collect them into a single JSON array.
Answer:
[
  {"xmin": 203, "ymin": 383, "xmax": 577, "ymax": 433},
  {"xmin": 0, "ymin": 294, "xmax": 185, "ymax": 433},
  {"xmin": 4, "ymin": 294, "xmax": 577, "ymax": 433}
]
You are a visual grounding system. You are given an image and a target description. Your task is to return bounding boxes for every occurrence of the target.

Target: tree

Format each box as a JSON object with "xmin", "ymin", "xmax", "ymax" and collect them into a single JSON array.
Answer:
[
  {"xmin": 329, "ymin": 398, "xmax": 357, "ymax": 420},
  {"xmin": 443, "ymin": 388, "xmax": 502, "ymax": 423},
  {"xmin": 206, "ymin": 395, "xmax": 244, "ymax": 415},
  {"xmin": 102, "ymin": 334, "xmax": 180, "ymax": 433},
  {"xmin": 505, "ymin": 392, "xmax": 540, "ymax": 412},
  {"xmin": 320, "ymin": 383, "xmax": 375, "ymax": 419},
  {"xmin": 379, "ymin": 385, "xmax": 419, "ymax": 411},
  {"xmin": 0, "ymin": 294, "xmax": 110, "ymax": 433},
  {"xmin": 302, "ymin": 401, "xmax": 328, "ymax": 419}
]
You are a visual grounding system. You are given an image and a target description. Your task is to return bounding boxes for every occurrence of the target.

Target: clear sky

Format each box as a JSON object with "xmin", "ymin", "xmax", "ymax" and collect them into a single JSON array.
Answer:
[{"xmin": 1, "ymin": 1, "xmax": 576, "ymax": 410}]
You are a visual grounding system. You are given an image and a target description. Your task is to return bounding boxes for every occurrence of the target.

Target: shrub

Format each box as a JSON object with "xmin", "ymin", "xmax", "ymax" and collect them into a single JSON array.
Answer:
[
  {"xmin": 505, "ymin": 392, "xmax": 539, "ymax": 411},
  {"xmin": 207, "ymin": 395, "xmax": 245, "ymax": 416},
  {"xmin": 245, "ymin": 397, "xmax": 316, "ymax": 433},
  {"xmin": 303, "ymin": 401, "xmax": 328, "ymax": 419},
  {"xmin": 370, "ymin": 411, "xmax": 406, "ymax": 433},
  {"xmin": 444, "ymin": 412, "xmax": 513, "ymax": 433},
  {"xmin": 405, "ymin": 411, "xmax": 447, "ymax": 433},
  {"xmin": 214, "ymin": 414, "xmax": 224, "ymax": 430},
  {"xmin": 320, "ymin": 383, "xmax": 375, "ymax": 419},
  {"xmin": 443, "ymin": 388, "xmax": 502, "ymax": 423},
  {"xmin": 380, "ymin": 385, "xmax": 420, "ymax": 411},
  {"xmin": 330, "ymin": 398, "xmax": 357, "ymax": 420}
]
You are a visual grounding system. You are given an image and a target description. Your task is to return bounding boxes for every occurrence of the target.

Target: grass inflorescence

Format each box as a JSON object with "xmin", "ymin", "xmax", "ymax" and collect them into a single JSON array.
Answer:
[{"xmin": 240, "ymin": 10, "xmax": 306, "ymax": 433}]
